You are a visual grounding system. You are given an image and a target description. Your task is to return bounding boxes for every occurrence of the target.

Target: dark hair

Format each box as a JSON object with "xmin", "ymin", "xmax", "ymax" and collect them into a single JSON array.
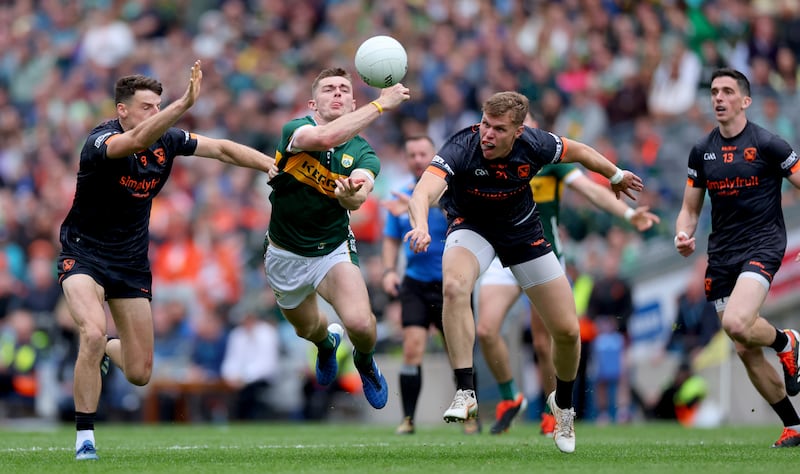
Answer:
[
  {"xmin": 114, "ymin": 75, "xmax": 163, "ymax": 104},
  {"xmin": 311, "ymin": 67, "xmax": 352, "ymax": 97},
  {"xmin": 482, "ymin": 91, "xmax": 529, "ymax": 125},
  {"xmin": 710, "ymin": 68, "xmax": 751, "ymax": 97}
]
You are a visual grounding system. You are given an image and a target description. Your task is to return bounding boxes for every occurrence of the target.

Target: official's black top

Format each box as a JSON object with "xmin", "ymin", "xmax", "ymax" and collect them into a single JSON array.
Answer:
[
  {"xmin": 427, "ymin": 124, "xmax": 565, "ymax": 237},
  {"xmin": 687, "ymin": 121, "xmax": 800, "ymax": 262},
  {"xmin": 59, "ymin": 119, "xmax": 198, "ymax": 266}
]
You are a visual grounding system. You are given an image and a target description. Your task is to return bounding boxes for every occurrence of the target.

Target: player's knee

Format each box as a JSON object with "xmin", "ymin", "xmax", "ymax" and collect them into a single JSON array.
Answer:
[
  {"xmin": 343, "ymin": 316, "xmax": 372, "ymax": 339},
  {"xmin": 442, "ymin": 278, "xmax": 471, "ymax": 304},
  {"xmin": 551, "ymin": 324, "xmax": 580, "ymax": 346},
  {"xmin": 722, "ymin": 319, "xmax": 749, "ymax": 344},
  {"xmin": 475, "ymin": 322, "xmax": 497, "ymax": 343},
  {"xmin": 80, "ymin": 326, "xmax": 107, "ymax": 355},
  {"xmin": 125, "ymin": 360, "xmax": 152, "ymax": 386}
]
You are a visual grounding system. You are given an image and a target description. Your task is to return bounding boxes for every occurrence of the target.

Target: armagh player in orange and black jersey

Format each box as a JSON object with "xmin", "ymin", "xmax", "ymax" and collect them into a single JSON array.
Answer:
[
  {"xmin": 675, "ymin": 68, "xmax": 800, "ymax": 448},
  {"xmin": 60, "ymin": 61, "xmax": 275, "ymax": 461},
  {"xmin": 405, "ymin": 91, "xmax": 644, "ymax": 453}
]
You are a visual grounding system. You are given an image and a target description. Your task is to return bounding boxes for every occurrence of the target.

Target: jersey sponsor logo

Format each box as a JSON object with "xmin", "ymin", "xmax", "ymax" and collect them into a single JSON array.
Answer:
[
  {"xmin": 688, "ymin": 167, "xmax": 698, "ymax": 178},
  {"xmin": 432, "ymin": 155, "xmax": 454, "ymax": 175},
  {"xmin": 62, "ymin": 259, "xmax": 75, "ymax": 272},
  {"xmin": 94, "ymin": 132, "xmax": 113, "ymax": 148},
  {"xmin": 119, "ymin": 176, "xmax": 161, "ymax": 198},
  {"xmin": 518, "ymin": 164, "xmax": 531, "ymax": 178},
  {"xmin": 781, "ymin": 151, "xmax": 798, "ymax": 170},
  {"xmin": 706, "ymin": 175, "xmax": 758, "ymax": 194},
  {"xmin": 282, "ymin": 153, "xmax": 342, "ymax": 197},
  {"xmin": 465, "ymin": 185, "xmax": 527, "ymax": 200},
  {"xmin": 341, "ymin": 154, "xmax": 354, "ymax": 168},
  {"xmin": 743, "ymin": 147, "xmax": 756, "ymax": 162},
  {"xmin": 474, "ymin": 169, "xmax": 489, "ymax": 177},
  {"xmin": 703, "ymin": 153, "xmax": 716, "ymax": 161}
]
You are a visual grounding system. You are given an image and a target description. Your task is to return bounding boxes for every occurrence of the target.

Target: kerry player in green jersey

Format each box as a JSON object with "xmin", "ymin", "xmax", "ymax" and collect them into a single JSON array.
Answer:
[{"xmin": 265, "ymin": 67, "xmax": 409, "ymax": 409}]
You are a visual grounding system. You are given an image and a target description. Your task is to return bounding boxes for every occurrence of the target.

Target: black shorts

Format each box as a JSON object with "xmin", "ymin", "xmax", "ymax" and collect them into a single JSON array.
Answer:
[
  {"xmin": 705, "ymin": 252, "xmax": 782, "ymax": 301},
  {"xmin": 58, "ymin": 253, "xmax": 153, "ymax": 300},
  {"xmin": 448, "ymin": 218, "xmax": 551, "ymax": 267},
  {"xmin": 399, "ymin": 276, "xmax": 444, "ymax": 331}
]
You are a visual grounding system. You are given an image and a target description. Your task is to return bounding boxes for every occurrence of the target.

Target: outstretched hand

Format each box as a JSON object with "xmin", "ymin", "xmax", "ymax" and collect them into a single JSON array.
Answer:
[
  {"xmin": 404, "ymin": 228, "xmax": 431, "ymax": 254},
  {"xmin": 334, "ymin": 176, "xmax": 366, "ymax": 198},
  {"xmin": 629, "ymin": 206, "xmax": 660, "ymax": 232},
  {"xmin": 182, "ymin": 60, "xmax": 203, "ymax": 108},
  {"xmin": 381, "ymin": 191, "xmax": 411, "ymax": 217},
  {"xmin": 376, "ymin": 83, "xmax": 411, "ymax": 111},
  {"xmin": 612, "ymin": 170, "xmax": 644, "ymax": 200}
]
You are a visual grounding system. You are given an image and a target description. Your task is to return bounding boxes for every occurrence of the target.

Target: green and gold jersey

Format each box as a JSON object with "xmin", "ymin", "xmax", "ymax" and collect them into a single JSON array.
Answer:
[
  {"xmin": 268, "ymin": 116, "xmax": 380, "ymax": 256},
  {"xmin": 530, "ymin": 163, "xmax": 581, "ymax": 259}
]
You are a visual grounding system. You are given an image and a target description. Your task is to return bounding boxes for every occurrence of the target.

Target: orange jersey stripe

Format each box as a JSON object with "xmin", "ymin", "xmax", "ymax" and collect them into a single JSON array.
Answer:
[
  {"xmin": 687, "ymin": 177, "xmax": 694, "ymax": 187},
  {"xmin": 559, "ymin": 136, "xmax": 569, "ymax": 158},
  {"xmin": 791, "ymin": 160, "xmax": 800, "ymax": 174},
  {"xmin": 426, "ymin": 165, "xmax": 448, "ymax": 179}
]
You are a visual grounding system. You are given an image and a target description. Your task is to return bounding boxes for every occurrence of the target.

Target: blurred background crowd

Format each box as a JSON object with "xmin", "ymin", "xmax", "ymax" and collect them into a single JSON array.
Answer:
[{"xmin": 0, "ymin": 0, "xmax": 799, "ymax": 425}]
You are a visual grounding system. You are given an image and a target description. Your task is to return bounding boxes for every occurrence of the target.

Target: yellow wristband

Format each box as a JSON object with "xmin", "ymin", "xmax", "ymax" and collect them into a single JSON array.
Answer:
[{"xmin": 370, "ymin": 101, "xmax": 383, "ymax": 114}]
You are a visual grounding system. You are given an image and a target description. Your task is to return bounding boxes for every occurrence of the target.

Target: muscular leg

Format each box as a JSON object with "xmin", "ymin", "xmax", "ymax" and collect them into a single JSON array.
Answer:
[
  {"xmin": 523, "ymin": 275, "xmax": 580, "ymax": 385},
  {"xmin": 441, "ymin": 246, "xmax": 480, "ymax": 371},
  {"xmin": 61, "ymin": 275, "xmax": 107, "ymax": 414},
  {"xmin": 529, "ymin": 305, "xmax": 556, "ymax": 396},
  {"xmin": 399, "ymin": 325, "xmax": 428, "ymax": 420},
  {"xmin": 721, "ymin": 277, "xmax": 785, "ymax": 403},
  {"xmin": 107, "ymin": 298, "xmax": 154, "ymax": 386},
  {"xmin": 476, "ymin": 283, "xmax": 521, "ymax": 386},
  {"xmin": 318, "ymin": 262, "xmax": 377, "ymax": 353},
  {"xmin": 280, "ymin": 293, "xmax": 329, "ymax": 345}
]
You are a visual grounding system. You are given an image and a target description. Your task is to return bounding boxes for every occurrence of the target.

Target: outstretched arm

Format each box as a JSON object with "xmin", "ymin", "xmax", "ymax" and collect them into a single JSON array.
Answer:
[
  {"xmin": 569, "ymin": 173, "xmax": 660, "ymax": 232},
  {"xmin": 292, "ymin": 84, "xmax": 411, "ymax": 151},
  {"xmin": 404, "ymin": 171, "xmax": 447, "ymax": 254},
  {"xmin": 560, "ymin": 138, "xmax": 643, "ymax": 200},
  {"xmin": 107, "ymin": 60, "xmax": 203, "ymax": 159},
  {"xmin": 193, "ymin": 136, "xmax": 275, "ymax": 172},
  {"xmin": 334, "ymin": 169, "xmax": 374, "ymax": 211}
]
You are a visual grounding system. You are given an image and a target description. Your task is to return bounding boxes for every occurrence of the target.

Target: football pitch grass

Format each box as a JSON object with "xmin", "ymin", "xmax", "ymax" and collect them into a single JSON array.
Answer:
[{"xmin": 1, "ymin": 421, "xmax": 796, "ymax": 473}]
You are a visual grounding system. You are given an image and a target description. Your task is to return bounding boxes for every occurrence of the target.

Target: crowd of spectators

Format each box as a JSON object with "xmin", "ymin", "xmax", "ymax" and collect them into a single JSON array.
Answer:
[{"xmin": 2, "ymin": 0, "xmax": 800, "ymax": 421}]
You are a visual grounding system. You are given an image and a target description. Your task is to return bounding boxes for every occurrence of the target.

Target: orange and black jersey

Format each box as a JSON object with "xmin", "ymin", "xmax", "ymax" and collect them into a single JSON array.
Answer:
[
  {"xmin": 60, "ymin": 119, "xmax": 198, "ymax": 265},
  {"xmin": 427, "ymin": 124, "xmax": 565, "ymax": 233},
  {"xmin": 687, "ymin": 121, "xmax": 800, "ymax": 260}
]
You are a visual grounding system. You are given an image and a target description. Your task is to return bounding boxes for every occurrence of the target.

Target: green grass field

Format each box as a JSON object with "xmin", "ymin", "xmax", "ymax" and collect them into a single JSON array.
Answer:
[{"xmin": 0, "ymin": 421, "xmax": 796, "ymax": 473}]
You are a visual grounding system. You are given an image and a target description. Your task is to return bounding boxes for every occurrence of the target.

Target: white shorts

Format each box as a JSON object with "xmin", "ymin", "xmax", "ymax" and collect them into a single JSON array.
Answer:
[
  {"xmin": 446, "ymin": 229, "xmax": 564, "ymax": 290},
  {"xmin": 265, "ymin": 240, "xmax": 355, "ymax": 309},
  {"xmin": 480, "ymin": 257, "xmax": 517, "ymax": 286}
]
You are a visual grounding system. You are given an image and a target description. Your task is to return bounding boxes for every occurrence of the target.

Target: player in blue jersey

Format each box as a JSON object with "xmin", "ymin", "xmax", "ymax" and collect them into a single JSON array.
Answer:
[
  {"xmin": 675, "ymin": 68, "xmax": 800, "ymax": 448},
  {"xmin": 405, "ymin": 91, "xmax": 644, "ymax": 453},
  {"xmin": 59, "ymin": 61, "xmax": 275, "ymax": 460}
]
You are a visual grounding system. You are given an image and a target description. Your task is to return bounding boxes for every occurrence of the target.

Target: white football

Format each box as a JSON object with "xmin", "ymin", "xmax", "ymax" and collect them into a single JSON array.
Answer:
[{"xmin": 354, "ymin": 35, "xmax": 408, "ymax": 88}]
